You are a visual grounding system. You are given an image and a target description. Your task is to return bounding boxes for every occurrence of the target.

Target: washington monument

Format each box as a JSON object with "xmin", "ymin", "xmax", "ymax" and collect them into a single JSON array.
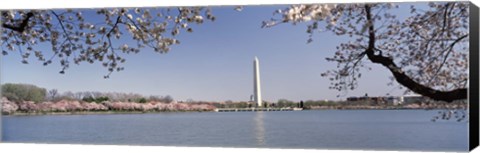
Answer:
[{"xmin": 253, "ymin": 56, "xmax": 262, "ymax": 107}]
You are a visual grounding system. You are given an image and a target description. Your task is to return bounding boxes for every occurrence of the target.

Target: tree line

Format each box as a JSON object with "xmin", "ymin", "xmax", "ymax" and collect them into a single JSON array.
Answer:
[
  {"xmin": 1, "ymin": 83, "xmax": 218, "ymax": 115},
  {"xmin": 1, "ymin": 97, "xmax": 216, "ymax": 115},
  {"xmin": 1, "ymin": 83, "xmax": 174, "ymax": 103}
]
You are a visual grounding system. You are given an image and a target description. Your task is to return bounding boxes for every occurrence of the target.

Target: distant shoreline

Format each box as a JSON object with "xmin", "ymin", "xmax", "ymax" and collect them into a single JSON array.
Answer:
[
  {"xmin": 2, "ymin": 97, "xmax": 466, "ymax": 116},
  {"xmin": 3, "ymin": 110, "xmax": 214, "ymax": 116},
  {"xmin": 2, "ymin": 107, "xmax": 465, "ymax": 116}
]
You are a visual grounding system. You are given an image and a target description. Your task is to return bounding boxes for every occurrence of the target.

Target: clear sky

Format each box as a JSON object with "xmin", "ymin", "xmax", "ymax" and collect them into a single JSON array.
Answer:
[{"xmin": 1, "ymin": 4, "xmax": 417, "ymax": 102}]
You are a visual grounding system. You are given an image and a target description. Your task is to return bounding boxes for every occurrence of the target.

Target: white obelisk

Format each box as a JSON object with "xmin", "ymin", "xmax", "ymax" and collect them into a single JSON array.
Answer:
[{"xmin": 254, "ymin": 56, "xmax": 262, "ymax": 107}]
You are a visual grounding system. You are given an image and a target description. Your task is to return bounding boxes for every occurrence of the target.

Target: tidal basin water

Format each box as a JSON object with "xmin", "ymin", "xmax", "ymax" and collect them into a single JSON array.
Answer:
[{"xmin": 2, "ymin": 110, "xmax": 468, "ymax": 151}]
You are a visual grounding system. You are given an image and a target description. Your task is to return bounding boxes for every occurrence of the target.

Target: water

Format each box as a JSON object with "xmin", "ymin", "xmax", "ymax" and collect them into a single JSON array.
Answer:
[{"xmin": 1, "ymin": 110, "xmax": 468, "ymax": 151}]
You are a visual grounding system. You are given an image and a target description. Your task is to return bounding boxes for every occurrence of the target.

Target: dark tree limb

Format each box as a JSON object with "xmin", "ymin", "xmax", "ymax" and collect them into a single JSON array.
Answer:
[
  {"xmin": 2, "ymin": 12, "xmax": 34, "ymax": 33},
  {"xmin": 364, "ymin": 5, "xmax": 467, "ymax": 102}
]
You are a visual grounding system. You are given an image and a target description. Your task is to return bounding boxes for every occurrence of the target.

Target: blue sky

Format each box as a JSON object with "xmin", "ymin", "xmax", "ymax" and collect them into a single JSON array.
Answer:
[{"xmin": 1, "ymin": 4, "xmax": 415, "ymax": 102}]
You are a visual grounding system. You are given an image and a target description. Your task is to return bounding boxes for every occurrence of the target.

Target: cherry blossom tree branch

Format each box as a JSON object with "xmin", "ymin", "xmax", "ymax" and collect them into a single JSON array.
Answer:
[
  {"xmin": 363, "ymin": 5, "xmax": 467, "ymax": 102},
  {"xmin": 2, "ymin": 8, "xmax": 215, "ymax": 78},
  {"xmin": 2, "ymin": 12, "xmax": 34, "ymax": 33}
]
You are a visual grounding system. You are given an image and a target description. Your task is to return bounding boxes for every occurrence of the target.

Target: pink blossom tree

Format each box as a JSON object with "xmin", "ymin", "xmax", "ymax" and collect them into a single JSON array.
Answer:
[
  {"xmin": 17, "ymin": 101, "xmax": 38, "ymax": 112},
  {"xmin": 1, "ymin": 97, "xmax": 19, "ymax": 114},
  {"xmin": 37, "ymin": 101, "xmax": 54, "ymax": 112}
]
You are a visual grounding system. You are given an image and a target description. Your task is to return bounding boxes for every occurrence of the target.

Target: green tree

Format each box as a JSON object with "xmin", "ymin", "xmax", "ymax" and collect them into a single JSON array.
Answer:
[
  {"xmin": 1, "ymin": 83, "xmax": 46, "ymax": 102},
  {"xmin": 96, "ymin": 96, "xmax": 110, "ymax": 103},
  {"xmin": 138, "ymin": 97, "xmax": 147, "ymax": 103},
  {"xmin": 82, "ymin": 96, "xmax": 95, "ymax": 102},
  {"xmin": 277, "ymin": 99, "xmax": 296, "ymax": 108}
]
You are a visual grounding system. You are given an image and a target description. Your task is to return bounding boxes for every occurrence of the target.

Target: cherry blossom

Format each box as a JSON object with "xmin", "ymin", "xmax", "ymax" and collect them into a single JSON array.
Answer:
[
  {"xmin": 1, "ymin": 7, "xmax": 215, "ymax": 78},
  {"xmin": 264, "ymin": 2, "xmax": 468, "ymax": 102}
]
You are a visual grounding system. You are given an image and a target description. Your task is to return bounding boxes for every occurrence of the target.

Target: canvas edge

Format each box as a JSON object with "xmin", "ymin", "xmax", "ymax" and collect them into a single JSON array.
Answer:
[
  {"xmin": 469, "ymin": 1, "xmax": 480, "ymax": 151},
  {"xmin": 0, "ymin": 1, "xmax": 477, "ymax": 152}
]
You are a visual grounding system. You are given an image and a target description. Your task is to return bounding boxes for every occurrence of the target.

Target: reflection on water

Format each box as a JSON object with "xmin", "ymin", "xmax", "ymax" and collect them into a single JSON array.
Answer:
[{"xmin": 253, "ymin": 112, "xmax": 265, "ymax": 146}]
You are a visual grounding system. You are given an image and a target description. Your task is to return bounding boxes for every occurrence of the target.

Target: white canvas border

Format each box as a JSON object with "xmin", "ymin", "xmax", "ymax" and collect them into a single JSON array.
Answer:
[{"xmin": 0, "ymin": 0, "xmax": 478, "ymax": 153}]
